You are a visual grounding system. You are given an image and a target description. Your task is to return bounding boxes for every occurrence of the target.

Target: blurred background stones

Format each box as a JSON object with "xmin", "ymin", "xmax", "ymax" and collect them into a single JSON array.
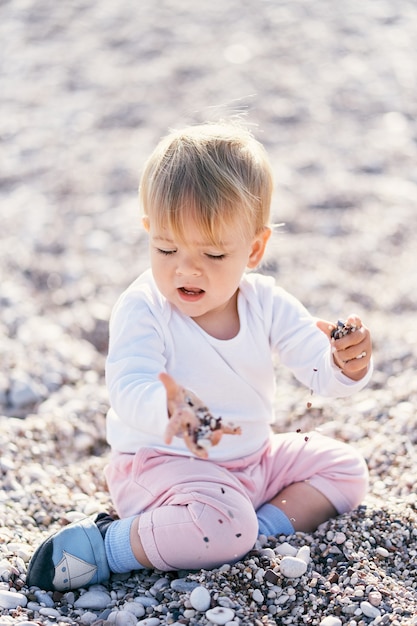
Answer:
[{"xmin": 0, "ymin": 0, "xmax": 417, "ymax": 621}]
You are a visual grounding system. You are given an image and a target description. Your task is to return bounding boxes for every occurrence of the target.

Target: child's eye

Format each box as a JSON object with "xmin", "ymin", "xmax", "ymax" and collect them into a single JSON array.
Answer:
[
  {"xmin": 156, "ymin": 248, "xmax": 176, "ymax": 256},
  {"xmin": 205, "ymin": 253, "xmax": 226, "ymax": 260}
]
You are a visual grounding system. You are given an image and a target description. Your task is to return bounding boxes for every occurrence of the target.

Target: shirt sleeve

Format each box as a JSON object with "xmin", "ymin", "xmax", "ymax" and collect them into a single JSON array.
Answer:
[
  {"xmin": 105, "ymin": 286, "xmax": 170, "ymax": 437},
  {"xmin": 267, "ymin": 281, "xmax": 373, "ymax": 397}
]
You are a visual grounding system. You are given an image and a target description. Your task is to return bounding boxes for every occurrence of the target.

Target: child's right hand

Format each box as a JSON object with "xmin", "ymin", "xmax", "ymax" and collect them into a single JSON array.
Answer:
[
  {"xmin": 159, "ymin": 372, "xmax": 241, "ymax": 459},
  {"xmin": 159, "ymin": 372, "xmax": 211, "ymax": 458}
]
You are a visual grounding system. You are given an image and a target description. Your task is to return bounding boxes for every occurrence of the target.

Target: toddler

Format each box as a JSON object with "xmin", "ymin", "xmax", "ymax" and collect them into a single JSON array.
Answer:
[{"xmin": 27, "ymin": 121, "xmax": 372, "ymax": 591}]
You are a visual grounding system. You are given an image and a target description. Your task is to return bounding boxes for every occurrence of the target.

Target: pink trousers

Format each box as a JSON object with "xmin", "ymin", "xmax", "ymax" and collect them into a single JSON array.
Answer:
[{"xmin": 105, "ymin": 432, "xmax": 368, "ymax": 571}]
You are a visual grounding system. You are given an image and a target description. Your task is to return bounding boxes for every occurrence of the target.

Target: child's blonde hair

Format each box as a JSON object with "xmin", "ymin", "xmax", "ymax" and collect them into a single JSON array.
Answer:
[{"xmin": 139, "ymin": 122, "xmax": 273, "ymax": 244}]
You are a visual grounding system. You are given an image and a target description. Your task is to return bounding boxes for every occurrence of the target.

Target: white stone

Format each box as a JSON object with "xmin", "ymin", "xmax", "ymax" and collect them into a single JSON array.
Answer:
[
  {"xmin": 360, "ymin": 600, "xmax": 381, "ymax": 618},
  {"xmin": 122, "ymin": 601, "xmax": 146, "ymax": 617},
  {"xmin": 275, "ymin": 542, "xmax": 298, "ymax": 556},
  {"xmin": 190, "ymin": 585, "xmax": 211, "ymax": 611},
  {"xmin": 334, "ymin": 532, "xmax": 347, "ymax": 544},
  {"xmin": 296, "ymin": 545, "xmax": 311, "ymax": 564},
  {"xmin": 74, "ymin": 589, "xmax": 111, "ymax": 610},
  {"xmin": 107, "ymin": 611, "xmax": 139, "ymax": 625},
  {"xmin": 252, "ymin": 588, "xmax": 264, "ymax": 603},
  {"xmin": 368, "ymin": 590, "xmax": 382, "ymax": 606},
  {"xmin": 320, "ymin": 617, "xmax": 342, "ymax": 626},
  {"xmin": 206, "ymin": 606, "xmax": 235, "ymax": 625},
  {"xmin": 259, "ymin": 547, "xmax": 275, "ymax": 559},
  {"xmin": 79, "ymin": 612, "xmax": 100, "ymax": 626},
  {"xmin": 6, "ymin": 542, "xmax": 32, "ymax": 561},
  {"xmin": 39, "ymin": 607, "xmax": 60, "ymax": 618},
  {"xmin": 34, "ymin": 590, "xmax": 55, "ymax": 607},
  {"xmin": 0, "ymin": 559, "xmax": 14, "ymax": 578},
  {"xmin": 135, "ymin": 595, "xmax": 158, "ymax": 607},
  {"xmin": 0, "ymin": 590, "xmax": 27, "ymax": 609},
  {"xmin": 376, "ymin": 546, "xmax": 389, "ymax": 557},
  {"xmin": 279, "ymin": 556, "xmax": 307, "ymax": 578},
  {"xmin": 276, "ymin": 593, "xmax": 290, "ymax": 605}
]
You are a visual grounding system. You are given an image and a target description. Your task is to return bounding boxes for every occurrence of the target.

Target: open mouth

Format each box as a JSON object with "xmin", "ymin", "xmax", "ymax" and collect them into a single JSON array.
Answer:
[
  {"xmin": 179, "ymin": 287, "xmax": 204, "ymax": 295},
  {"xmin": 178, "ymin": 286, "xmax": 205, "ymax": 301}
]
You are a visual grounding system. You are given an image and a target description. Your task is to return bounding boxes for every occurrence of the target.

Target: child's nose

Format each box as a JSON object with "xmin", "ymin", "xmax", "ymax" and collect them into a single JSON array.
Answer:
[{"xmin": 175, "ymin": 255, "xmax": 201, "ymax": 276}]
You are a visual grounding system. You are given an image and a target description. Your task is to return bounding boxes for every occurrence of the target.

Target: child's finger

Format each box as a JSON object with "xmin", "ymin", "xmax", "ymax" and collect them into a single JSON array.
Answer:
[
  {"xmin": 184, "ymin": 431, "xmax": 208, "ymax": 458},
  {"xmin": 316, "ymin": 318, "xmax": 337, "ymax": 340},
  {"xmin": 164, "ymin": 406, "xmax": 195, "ymax": 441},
  {"xmin": 209, "ymin": 430, "xmax": 223, "ymax": 446},
  {"xmin": 159, "ymin": 372, "xmax": 183, "ymax": 402}
]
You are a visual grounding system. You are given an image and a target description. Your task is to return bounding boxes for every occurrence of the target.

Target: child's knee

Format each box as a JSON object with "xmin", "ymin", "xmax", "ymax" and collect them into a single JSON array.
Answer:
[
  {"xmin": 147, "ymin": 499, "xmax": 259, "ymax": 570},
  {"xmin": 309, "ymin": 441, "xmax": 369, "ymax": 515},
  {"xmin": 201, "ymin": 502, "xmax": 259, "ymax": 561}
]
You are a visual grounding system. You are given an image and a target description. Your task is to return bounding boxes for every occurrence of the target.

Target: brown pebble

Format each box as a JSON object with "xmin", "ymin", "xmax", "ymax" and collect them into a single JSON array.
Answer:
[{"xmin": 264, "ymin": 569, "xmax": 279, "ymax": 584}]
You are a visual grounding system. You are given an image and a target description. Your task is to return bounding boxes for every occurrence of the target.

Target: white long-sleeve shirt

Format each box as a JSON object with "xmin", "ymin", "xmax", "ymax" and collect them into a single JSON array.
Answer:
[{"xmin": 106, "ymin": 269, "xmax": 372, "ymax": 461}]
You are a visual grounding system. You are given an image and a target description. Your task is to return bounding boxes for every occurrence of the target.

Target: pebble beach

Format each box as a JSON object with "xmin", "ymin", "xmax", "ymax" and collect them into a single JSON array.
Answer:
[{"xmin": 1, "ymin": 0, "xmax": 417, "ymax": 624}]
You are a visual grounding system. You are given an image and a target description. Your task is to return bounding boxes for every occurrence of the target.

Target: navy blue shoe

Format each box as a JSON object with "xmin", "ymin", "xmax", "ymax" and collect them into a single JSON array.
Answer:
[{"xmin": 26, "ymin": 516, "xmax": 111, "ymax": 591}]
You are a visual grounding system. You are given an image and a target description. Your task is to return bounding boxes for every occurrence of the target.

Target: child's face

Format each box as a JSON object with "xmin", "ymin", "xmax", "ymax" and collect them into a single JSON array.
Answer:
[{"xmin": 144, "ymin": 214, "xmax": 270, "ymax": 331}]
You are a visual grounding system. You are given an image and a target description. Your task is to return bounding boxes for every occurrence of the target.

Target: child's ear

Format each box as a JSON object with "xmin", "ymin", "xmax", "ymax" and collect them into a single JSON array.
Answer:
[
  {"xmin": 247, "ymin": 227, "xmax": 271, "ymax": 269},
  {"xmin": 142, "ymin": 215, "xmax": 150, "ymax": 232}
]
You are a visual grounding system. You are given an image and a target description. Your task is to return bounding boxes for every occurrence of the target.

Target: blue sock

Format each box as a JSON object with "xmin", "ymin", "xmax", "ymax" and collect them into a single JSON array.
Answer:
[
  {"xmin": 104, "ymin": 516, "xmax": 145, "ymax": 573},
  {"xmin": 256, "ymin": 503, "xmax": 295, "ymax": 536}
]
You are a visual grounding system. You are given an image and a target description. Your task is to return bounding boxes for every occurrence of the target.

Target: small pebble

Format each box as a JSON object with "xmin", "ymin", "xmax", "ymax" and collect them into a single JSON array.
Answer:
[
  {"xmin": 0, "ymin": 590, "xmax": 27, "ymax": 609},
  {"xmin": 206, "ymin": 606, "xmax": 235, "ymax": 625},
  {"xmin": 279, "ymin": 556, "xmax": 308, "ymax": 578},
  {"xmin": 39, "ymin": 607, "xmax": 61, "ymax": 618},
  {"xmin": 170, "ymin": 579, "xmax": 199, "ymax": 592},
  {"xmin": 79, "ymin": 612, "xmax": 99, "ymax": 625},
  {"xmin": 134, "ymin": 595, "xmax": 158, "ymax": 607},
  {"xmin": 368, "ymin": 590, "xmax": 382, "ymax": 606},
  {"xmin": 259, "ymin": 547, "xmax": 275, "ymax": 559},
  {"xmin": 122, "ymin": 601, "xmax": 146, "ymax": 617},
  {"xmin": 296, "ymin": 545, "xmax": 311, "ymax": 564},
  {"xmin": 74, "ymin": 589, "xmax": 112, "ymax": 609},
  {"xmin": 320, "ymin": 617, "xmax": 342, "ymax": 626},
  {"xmin": 276, "ymin": 593, "xmax": 289, "ymax": 605},
  {"xmin": 264, "ymin": 569, "xmax": 279, "ymax": 584},
  {"xmin": 252, "ymin": 588, "xmax": 264, "ymax": 603},
  {"xmin": 190, "ymin": 585, "xmax": 211, "ymax": 611},
  {"xmin": 360, "ymin": 600, "xmax": 381, "ymax": 618},
  {"xmin": 275, "ymin": 542, "xmax": 298, "ymax": 556},
  {"xmin": 376, "ymin": 546, "xmax": 390, "ymax": 557},
  {"xmin": 34, "ymin": 590, "xmax": 55, "ymax": 607},
  {"xmin": 139, "ymin": 619, "xmax": 161, "ymax": 626},
  {"xmin": 107, "ymin": 611, "xmax": 140, "ymax": 625}
]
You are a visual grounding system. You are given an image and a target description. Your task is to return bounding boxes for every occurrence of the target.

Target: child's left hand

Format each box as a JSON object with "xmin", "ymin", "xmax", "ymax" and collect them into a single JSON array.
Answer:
[
  {"xmin": 159, "ymin": 372, "xmax": 241, "ymax": 459},
  {"xmin": 316, "ymin": 314, "xmax": 372, "ymax": 381}
]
